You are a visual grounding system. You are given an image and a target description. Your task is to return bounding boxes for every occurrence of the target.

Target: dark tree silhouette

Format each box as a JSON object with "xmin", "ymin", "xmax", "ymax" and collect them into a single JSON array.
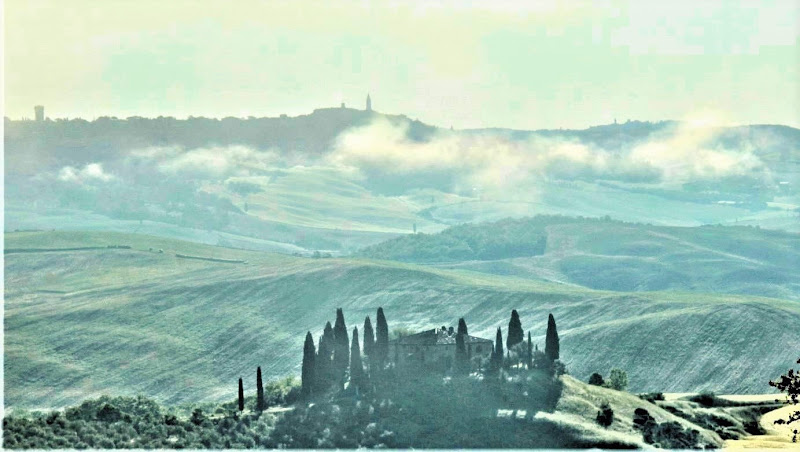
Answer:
[
  {"xmin": 456, "ymin": 317, "xmax": 471, "ymax": 363},
  {"xmin": 545, "ymin": 313, "xmax": 560, "ymax": 362},
  {"xmin": 455, "ymin": 329, "xmax": 468, "ymax": 375},
  {"xmin": 457, "ymin": 317, "xmax": 468, "ymax": 336},
  {"xmin": 589, "ymin": 373, "xmax": 605, "ymax": 386},
  {"xmin": 507, "ymin": 309, "xmax": 524, "ymax": 350},
  {"xmin": 333, "ymin": 308, "xmax": 349, "ymax": 388},
  {"xmin": 363, "ymin": 316, "xmax": 375, "ymax": 361},
  {"xmin": 770, "ymin": 357, "xmax": 800, "ymax": 442},
  {"xmin": 375, "ymin": 307, "xmax": 389, "ymax": 371},
  {"xmin": 315, "ymin": 321, "xmax": 334, "ymax": 392},
  {"xmin": 596, "ymin": 402, "xmax": 614, "ymax": 428},
  {"xmin": 302, "ymin": 331, "xmax": 316, "ymax": 399},
  {"xmin": 350, "ymin": 327, "xmax": 365, "ymax": 392},
  {"xmin": 256, "ymin": 366, "xmax": 266, "ymax": 412},
  {"xmin": 238, "ymin": 378, "xmax": 244, "ymax": 411},
  {"xmin": 493, "ymin": 327, "xmax": 504, "ymax": 371},
  {"xmin": 526, "ymin": 331, "xmax": 533, "ymax": 369}
]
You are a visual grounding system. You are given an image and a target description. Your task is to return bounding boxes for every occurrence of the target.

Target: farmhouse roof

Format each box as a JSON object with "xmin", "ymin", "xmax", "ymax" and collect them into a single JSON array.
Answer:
[{"xmin": 390, "ymin": 328, "xmax": 492, "ymax": 346}]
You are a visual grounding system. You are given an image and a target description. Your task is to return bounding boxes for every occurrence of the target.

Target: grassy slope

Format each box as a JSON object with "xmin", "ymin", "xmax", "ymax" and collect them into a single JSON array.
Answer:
[
  {"xmin": 5, "ymin": 231, "xmax": 799, "ymax": 410},
  {"xmin": 370, "ymin": 217, "xmax": 800, "ymax": 300},
  {"xmin": 538, "ymin": 375, "xmax": 723, "ymax": 448}
]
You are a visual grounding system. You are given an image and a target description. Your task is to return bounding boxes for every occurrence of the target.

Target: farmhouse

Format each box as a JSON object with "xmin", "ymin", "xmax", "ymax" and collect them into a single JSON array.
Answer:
[{"xmin": 389, "ymin": 326, "xmax": 493, "ymax": 372}]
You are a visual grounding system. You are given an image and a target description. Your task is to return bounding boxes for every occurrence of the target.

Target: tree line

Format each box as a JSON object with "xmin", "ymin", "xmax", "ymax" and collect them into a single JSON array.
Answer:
[{"xmin": 295, "ymin": 307, "xmax": 566, "ymax": 400}]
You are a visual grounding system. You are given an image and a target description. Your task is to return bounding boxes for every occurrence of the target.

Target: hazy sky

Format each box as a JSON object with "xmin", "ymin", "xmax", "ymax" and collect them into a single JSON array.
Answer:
[{"xmin": 5, "ymin": 0, "xmax": 799, "ymax": 129}]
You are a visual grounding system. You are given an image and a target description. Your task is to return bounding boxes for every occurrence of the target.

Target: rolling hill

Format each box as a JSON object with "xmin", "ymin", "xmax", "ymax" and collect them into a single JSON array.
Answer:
[
  {"xmin": 5, "ymin": 230, "xmax": 798, "ymax": 410},
  {"xmin": 358, "ymin": 215, "xmax": 800, "ymax": 300},
  {"xmin": 6, "ymin": 114, "xmax": 799, "ymax": 257}
]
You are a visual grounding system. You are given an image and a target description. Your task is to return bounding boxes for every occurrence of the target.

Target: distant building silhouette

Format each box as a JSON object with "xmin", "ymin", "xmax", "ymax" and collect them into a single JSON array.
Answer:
[
  {"xmin": 34, "ymin": 105, "xmax": 44, "ymax": 122},
  {"xmin": 366, "ymin": 93, "xmax": 372, "ymax": 112},
  {"xmin": 341, "ymin": 102, "xmax": 346, "ymax": 109}
]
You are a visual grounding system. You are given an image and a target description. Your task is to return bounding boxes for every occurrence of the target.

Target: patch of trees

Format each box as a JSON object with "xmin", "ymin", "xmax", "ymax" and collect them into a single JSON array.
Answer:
[
  {"xmin": 358, "ymin": 216, "xmax": 550, "ymax": 262},
  {"xmin": 301, "ymin": 307, "xmax": 390, "ymax": 399},
  {"xmin": 586, "ymin": 368, "xmax": 629, "ymax": 392},
  {"xmin": 2, "ymin": 389, "xmax": 295, "ymax": 450},
  {"xmin": 270, "ymin": 364, "xmax": 564, "ymax": 448},
  {"xmin": 632, "ymin": 407, "xmax": 703, "ymax": 449},
  {"xmin": 487, "ymin": 311, "xmax": 566, "ymax": 379}
]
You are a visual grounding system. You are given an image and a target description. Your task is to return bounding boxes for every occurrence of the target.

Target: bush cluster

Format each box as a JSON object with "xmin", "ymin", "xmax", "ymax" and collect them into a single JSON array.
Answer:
[
  {"xmin": 632, "ymin": 407, "xmax": 702, "ymax": 449},
  {"xmin": 4, "ymin": 381, "xmax": 301, "ymax": 450}
]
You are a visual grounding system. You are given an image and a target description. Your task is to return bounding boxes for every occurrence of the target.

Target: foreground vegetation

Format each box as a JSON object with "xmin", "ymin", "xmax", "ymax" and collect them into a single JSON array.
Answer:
[
  {"xmin": 3, "ymin": 385, "xmax": 299, "ymax": 449},
  {"xmin": 6, "ymin": 371, "xmax": 759, "ymax": 449}
]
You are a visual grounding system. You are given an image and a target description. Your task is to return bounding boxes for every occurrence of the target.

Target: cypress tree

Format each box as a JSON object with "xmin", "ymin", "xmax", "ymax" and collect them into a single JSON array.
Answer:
[
  {"xmin": 455, "ymin": 329, "xmax": 468, "ymax": 374},
  {"xmin": 457, "ymin": 317, "xmax": 468, "ymax": 336},
  {"xmin": 302, "ymin": 331, "xmax": 316, "ymax": 399},
  {"xmin": 545, "ymin": 313, "xmax": 560, "ymax": 362},
  {"xmin": 333, "ymin": 309, "xmax": 349, "ymax": 388},
  {"xmin": 316, "ymin": 321, "xmax": 334, "ymax": 392},
  {"xmin": 375, "ymin": 307, "xmax": 389, "ymax": 370},
  {"xmin": 526, "ymin": 332, "xmax": 533, "ymax": 369},
  {"xmin": 494, "ymin": 327, "xmax": 504, "ymax": 370},
  {"xmin": 363, "ymin": 316, "xmax": 375, "ymax": 358},
  {"xmin": 363, "ymin": 316, "xmax": 375, "ymax": 375},
  {"xmin": 350, "ymin": 327, "xmax": 364, "ymax": 392},
  {"xmin": 238, "ymin": 378, "xmax": 244, "ymax": 411},
  {"xmin": 256, "ymin": 366, "xmax": 265, "ymax": 412},
  {"xmin": 507, "ymin": 309, "xmax": 524, "ymax": 350}
]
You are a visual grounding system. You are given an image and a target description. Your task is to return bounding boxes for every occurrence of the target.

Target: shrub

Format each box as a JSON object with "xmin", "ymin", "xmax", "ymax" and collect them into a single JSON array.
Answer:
[
  {"xmin": 605, "ymin": 369, "xmax": 628, "ymax": 391},
  {"xmin": 689, "ymin": 392, "xmax": 720, "ymax": 407},
  {"xmin": 648, "ymin": 421, "xmax": 700, "ymax": 449},
  {"xmin": 638, "ymin": 392, "xmax": 665, "ymax": 403},
  {"xmin": 588, "ymin": 373, "xmax": 605, "ymax": 386},
  {"xmin": 596, "ymin": 402, "xmax": 614, "ymax": 428},
  {"xmin": 96, "ymin": 404, "xmax": 122, "ymax": 423},
  {"xmin": 190, "ymin": 408, "xmax": 206, "ymax": 426},
  {"xmin": 633, "ymin": 407, "xmax": 656, "ymax": 431}
]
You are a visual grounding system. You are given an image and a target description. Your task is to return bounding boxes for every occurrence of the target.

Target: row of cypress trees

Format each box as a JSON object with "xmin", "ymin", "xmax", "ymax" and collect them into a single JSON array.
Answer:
[
  {"xmin": 237, "ymin": 366, "xmax": 268, "ymax": 412},
  {"xmin": 301, "ymin": 307, "xmax": 390, "ymax": 398},
  {"xmin": 489, "ymin": 310, "xmax": 560, "ymax": 373}
]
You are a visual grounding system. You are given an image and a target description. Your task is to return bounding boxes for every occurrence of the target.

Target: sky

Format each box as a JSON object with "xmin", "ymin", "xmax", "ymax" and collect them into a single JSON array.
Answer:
[{"xmin": 5, "ymin": 0, "xmax": 800, "ymax": 129}]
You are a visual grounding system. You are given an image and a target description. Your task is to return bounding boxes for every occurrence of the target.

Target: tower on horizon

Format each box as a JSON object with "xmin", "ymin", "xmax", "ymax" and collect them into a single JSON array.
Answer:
[
  {"xmin": 366, "ymin": 93, "xmax": 372, "ymax": 112},
  {"xmin": 34, "ymin": 105, "xmax": 44, "ymax": 121}
]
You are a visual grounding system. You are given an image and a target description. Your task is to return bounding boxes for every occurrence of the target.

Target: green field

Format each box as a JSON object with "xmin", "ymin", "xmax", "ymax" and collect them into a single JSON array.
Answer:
[{"xmin": 5, "ymin": 230, "xmax": 798, "ymax": 410}]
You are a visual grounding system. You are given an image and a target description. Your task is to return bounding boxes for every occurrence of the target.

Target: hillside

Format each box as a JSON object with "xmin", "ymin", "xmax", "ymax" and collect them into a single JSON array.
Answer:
[
  {"xmin": 358, "ymin": 216, "xmax": 800, "ymax": 300},
  {"xmin": 5, "ymin": 231, "xmax": 799, "ymax": 410},
  {"xmin": 6, "ymin": 114, "xmax": 799, "ymax": 256},
  {"xmin": 4, "ymin": 109, "xmax": 438, "ymax": 174}
]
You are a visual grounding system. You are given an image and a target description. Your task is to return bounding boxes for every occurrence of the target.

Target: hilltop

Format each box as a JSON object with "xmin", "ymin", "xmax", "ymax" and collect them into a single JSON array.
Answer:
[
  {"xmin": 4, "ymin": 109, "xmax": 437, "ymax": 174},
  {"xmin": 5, "ymin": 230, "xmax": 798, "ymax": 409},
  {"xmin": 358, "ymin": 215, "xmax": 800, "ymax": 300}
]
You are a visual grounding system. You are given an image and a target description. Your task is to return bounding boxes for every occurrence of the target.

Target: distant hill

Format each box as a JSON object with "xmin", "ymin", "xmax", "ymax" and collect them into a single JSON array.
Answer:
[
  {"xmin": 358, "ymin": 215, "xmax": 800, "ymax": 300},
  {"xmin": 4, "ymin": 110, "xmax": 438, "ymax": 174},
  {"xmin": 7, "ymin": 112, "xmax": 797, "ymax": 174},
  {"xmin": 357, "ymin": 216, "xmax": 549, "ymax": 262},
  {"xmin": 5, "ymin": 231, "xmax": 798, "ymax": 409}
]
